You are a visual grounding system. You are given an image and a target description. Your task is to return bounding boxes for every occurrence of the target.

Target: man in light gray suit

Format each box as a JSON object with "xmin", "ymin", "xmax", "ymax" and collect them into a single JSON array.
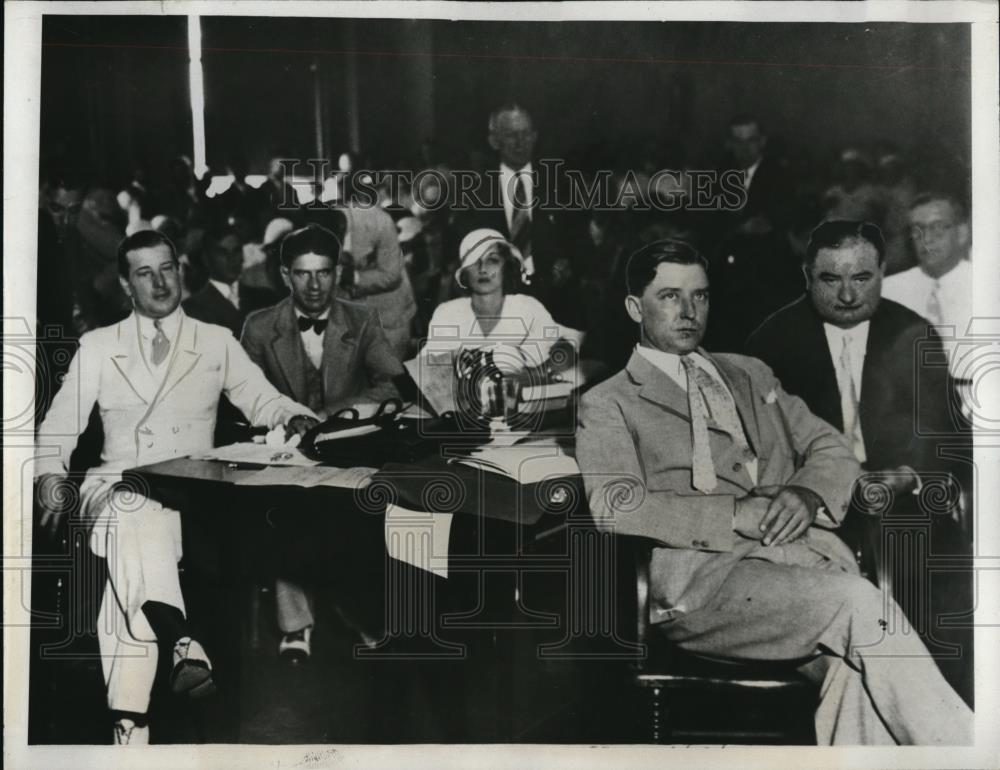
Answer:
[
  {"xmin": 575, "ymin": 239, "xmax": 972, "ymax": 745},
  {"xmin": 35, "ymin": 230, "xmax": 318, "ymax": 744}
]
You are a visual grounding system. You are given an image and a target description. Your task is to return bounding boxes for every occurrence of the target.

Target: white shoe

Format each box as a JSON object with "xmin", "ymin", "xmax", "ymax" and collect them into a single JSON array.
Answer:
[
  {"xmin": 170, "ymin": 636, "xmax": 216, "ymax": 698},
  {"xmin": 113, "ymin": 718, "xmax": 150, "ymax": 746},
  {"xmin": 279, "ymin": 625, "xmax": 313, "ymax": 663}
]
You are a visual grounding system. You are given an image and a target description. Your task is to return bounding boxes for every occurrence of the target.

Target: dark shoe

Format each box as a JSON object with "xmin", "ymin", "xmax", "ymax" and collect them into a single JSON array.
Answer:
[
  {"xmin": 170, "ymin": 636, "xmax": 216, "ymax": 698},
  {"xmin": 279, "ymin": 625, "xmax": 313, "ymax": 664},
  {"xmin": 113, "ymin": 718, "xmax": 149, "ymax": 746}
]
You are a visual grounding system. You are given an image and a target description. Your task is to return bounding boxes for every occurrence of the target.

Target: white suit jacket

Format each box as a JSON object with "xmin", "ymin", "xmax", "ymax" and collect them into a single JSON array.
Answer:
[{"xmin": 36, "ymin": 310, "xmax": 315, "ymax": 485}]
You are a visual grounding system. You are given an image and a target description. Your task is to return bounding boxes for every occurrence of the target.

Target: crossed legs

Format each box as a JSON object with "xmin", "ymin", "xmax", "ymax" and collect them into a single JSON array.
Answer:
[{"xmin": 661, "ymin": 559, "xmax": 973, "ymax": 745}]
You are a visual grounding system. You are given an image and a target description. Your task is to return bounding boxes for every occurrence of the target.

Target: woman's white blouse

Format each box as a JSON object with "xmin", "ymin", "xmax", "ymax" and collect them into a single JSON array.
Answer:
[{"xmin": 420, "ymin": 293, "xmax": 561, "ymax": 370}]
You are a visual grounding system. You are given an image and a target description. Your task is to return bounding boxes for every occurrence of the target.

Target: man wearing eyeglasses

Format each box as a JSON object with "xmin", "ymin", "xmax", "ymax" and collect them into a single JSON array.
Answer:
[{"xmin": 882, "ymin": 191, "xmax": 973, "ymax": 380}]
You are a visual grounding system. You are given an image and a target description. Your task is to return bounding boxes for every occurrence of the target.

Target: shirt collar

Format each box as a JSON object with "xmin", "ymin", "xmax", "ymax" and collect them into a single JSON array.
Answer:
[
  {"xmin": 209, "ymin": 278, "xmax": 237, "ymax": 300},
  {"xmin": 926, "ymin": 258, "xmax": 970, "ymax": 290},
  {"xmin": 823, "ymin": 319, "xmax": 870, "ymax": 345},
  {"xmin": 635, "ymin": 343, "xmax": 716, "ymax": 390},
  {"xmin": 501, "ymin": 161, "xmax": 533, "ymax": 178},
  {"xmin": 136, "ymin": 306, "xmax": 182, "ymax": 340},
  {"xmin": 294, "ymin": 307, "xmax": 330, "ymax": 322}
]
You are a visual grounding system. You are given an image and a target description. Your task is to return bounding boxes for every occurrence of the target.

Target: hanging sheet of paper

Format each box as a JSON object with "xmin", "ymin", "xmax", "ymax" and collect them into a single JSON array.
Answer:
[{"xmin": 384, "ymin": 502, "xmax": 453, "ymax": 579}]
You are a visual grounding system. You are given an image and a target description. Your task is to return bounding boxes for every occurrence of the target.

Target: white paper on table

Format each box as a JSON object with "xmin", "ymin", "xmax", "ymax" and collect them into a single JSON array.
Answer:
[
  {"xmin": 190, "ymin": 442, "xmax": 320, "ymax": 467},
  {"xmin": 384, "ymin": 503, "xmax": 453, "ymax": 579},
  {"xmin": 234, "ymin": 465, "xmax": 377, "ymax": 489},
  {"xmin": 452, "ymin": 441, "xmax": 580, "ymax": 484}
]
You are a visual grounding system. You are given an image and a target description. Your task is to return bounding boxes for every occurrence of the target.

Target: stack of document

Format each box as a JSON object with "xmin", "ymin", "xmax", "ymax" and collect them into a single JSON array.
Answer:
[{"xmin": 452, "ymin": 442, "xmax": 580, "ymax": 484}]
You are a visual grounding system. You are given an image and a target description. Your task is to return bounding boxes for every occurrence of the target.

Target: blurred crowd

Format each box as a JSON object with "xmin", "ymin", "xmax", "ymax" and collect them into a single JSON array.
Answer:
[{"xmin": 36, "ymin": 108, "xmax": 971, "ymax": 381}]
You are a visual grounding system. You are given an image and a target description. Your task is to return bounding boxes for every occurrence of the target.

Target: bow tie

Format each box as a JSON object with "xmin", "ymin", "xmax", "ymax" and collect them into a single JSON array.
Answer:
[{"xmin": 297, "ymin": 316, "xmax": 327, "ymax": 335}]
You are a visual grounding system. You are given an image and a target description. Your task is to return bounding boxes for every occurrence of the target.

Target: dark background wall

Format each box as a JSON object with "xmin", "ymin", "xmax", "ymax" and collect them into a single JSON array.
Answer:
[{"xmin": 40, "ymin": 15, "xmax": 970, "ymax": 182}]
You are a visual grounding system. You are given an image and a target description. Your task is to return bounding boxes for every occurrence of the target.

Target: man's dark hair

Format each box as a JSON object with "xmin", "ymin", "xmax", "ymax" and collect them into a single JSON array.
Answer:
[
  {"xmin": 280, "ymin": 223, "xmax": 342, "ymax": 268},
  {"xmin": 117, "ymin": 230, "xmax": 178, "ymax": 278},
  {"xmin": 728, "ymin": 114, "xmax": 763, "ymax": 133},
  {"xmin": 805, "ymin": 220, "xmax": 886, "ymax": 268},
  {"xmin": 625, "ymin": 239, "xmax": 708, "ymax": 296},
  {"xmin": 909, "ymin": 190, "xmax": 967, "ymax": 223}
]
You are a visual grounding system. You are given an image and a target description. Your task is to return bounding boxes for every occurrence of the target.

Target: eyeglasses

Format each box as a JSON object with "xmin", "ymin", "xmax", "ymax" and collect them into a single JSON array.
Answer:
[{"xmin": 909, "ymin": 222, "xmax": 955, "ymax": 240}]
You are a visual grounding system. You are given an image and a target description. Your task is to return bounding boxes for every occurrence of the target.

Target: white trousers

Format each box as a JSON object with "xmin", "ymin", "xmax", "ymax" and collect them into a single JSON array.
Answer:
[{"xmin": 83, "ymin": 475, "xmax": 185, "ymax": 714}]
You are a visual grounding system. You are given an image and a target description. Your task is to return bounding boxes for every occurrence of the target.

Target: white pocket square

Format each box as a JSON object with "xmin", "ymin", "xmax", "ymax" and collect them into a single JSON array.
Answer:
[{"xmin": 764, "ymin": 389, "xmax": 779, "ymax": 404}]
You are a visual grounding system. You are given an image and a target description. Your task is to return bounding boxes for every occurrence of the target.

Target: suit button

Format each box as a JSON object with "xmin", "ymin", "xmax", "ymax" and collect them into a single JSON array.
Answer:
[
  {"xmin": 733, "ymin": 462, "xmax": 742, "ymax": 472},
  {"xmin": 147, "ymin": 442, "xmax": 154, "ymax": 448},
  {"xmin": 172, "ymin": 426, "xmax": 180, "ymax": 434},
  {"xmin": 691, "ymin": 540, "xmax": 700, "ymax": 547}
]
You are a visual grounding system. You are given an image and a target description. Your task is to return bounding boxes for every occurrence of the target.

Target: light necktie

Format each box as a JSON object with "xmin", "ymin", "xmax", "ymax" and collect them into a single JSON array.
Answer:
[
  {"xmin": 681, "ymin": 356, "xmax": 755, "ymax": 493},
  {"xmin": 509, "ymin": 171, "xmax": 532, "ymax": 259},
  {"xmin": 926, "ymin": 280, "xmax": 944, "ymax": 326},
  {"xmin": 837, "ymin": 335, "xmax": 866, "ymax": 462},
  {"xmin": 150, "ymin": 319, "xmax": 170, "ymax": 365},
  {"xmin": 229, "ymin": 281, "xmax": 240, "ymax": 310}
]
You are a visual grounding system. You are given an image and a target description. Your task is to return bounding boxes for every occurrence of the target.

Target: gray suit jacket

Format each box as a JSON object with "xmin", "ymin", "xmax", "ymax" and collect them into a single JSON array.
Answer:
[
  {"xmin": 576, "ymin": 349, "xmax": 860, "ymax": 623},
  {"xmin": 241, "ymin": 296, "xmax": 404, "ymax": 416}
]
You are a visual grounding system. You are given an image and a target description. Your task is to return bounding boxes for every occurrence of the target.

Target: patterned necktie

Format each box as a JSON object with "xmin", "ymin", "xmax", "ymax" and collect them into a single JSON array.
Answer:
[
  {"xmin": 836, "ymin": 334, "xmax": 866, "ymax": 462},
  {"xmin": 150, "ymin": 319, "xmax": 170, "ymax": 365},
  {"xmin": 926, "ymin": 280, "xmax": 944, "ymax": 326},
  {"xmin": 509, "ymin": 171, "xmax": 532, "ymax": 259},
  {"xmin": 681, "ymin": 356, "xmax": 755, "ymax": 493}
]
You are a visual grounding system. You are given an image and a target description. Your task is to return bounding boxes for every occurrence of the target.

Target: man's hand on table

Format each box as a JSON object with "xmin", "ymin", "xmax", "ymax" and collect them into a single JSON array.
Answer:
[
  {"xmin": 284, "ymin": 414, "xmax": 320, "ymax": 443},
  {"xmin": 36, "ymin": 472, "xmax": 71, "ymax": 538}
]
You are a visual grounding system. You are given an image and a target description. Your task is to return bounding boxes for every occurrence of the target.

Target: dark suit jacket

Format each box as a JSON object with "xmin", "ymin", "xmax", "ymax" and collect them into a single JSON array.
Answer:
[
  {"xmin": 240, "ymin": 297, "xmax": 404, "ymax": 416},
  {"xmin": 182, "ymin": 281, "xmax": 277, "ymax": 337},
  {"xmin": 745, "ymin": 296, "xmax": 961, "ymax": 476},
  {"xmin": 705, "ymin": 156, "xmax": 801, "ymax": 352},
  {"xmin": 452, "ymin": 161, "xmax": 574, "ymax": 301}
]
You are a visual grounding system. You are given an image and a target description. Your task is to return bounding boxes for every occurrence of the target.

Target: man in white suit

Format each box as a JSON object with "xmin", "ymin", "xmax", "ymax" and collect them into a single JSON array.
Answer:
[{"xmin": 35, "ymin": 230, "xmax": 318, "ymax": 745}]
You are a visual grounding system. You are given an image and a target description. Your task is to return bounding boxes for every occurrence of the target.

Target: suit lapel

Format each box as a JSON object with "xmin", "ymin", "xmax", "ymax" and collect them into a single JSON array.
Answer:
[
  {"xmin": 859, "ymin": 306, "xmax": 889, "ymax": 441},
  {"xmin": 272, "ymin": 299, "xmax": 309, "ymax": 404},
  {"xmin": 205, "ymin": 282, "xmax": 241, "ymax": 332},
  {"xmin": 154, "ymin": 313, "xmax": 203, "ymax": 405},
  {"xmin": 627, "ymin": 351, "xmax": 691, "ymax": 422},
  {"xmin": 708, "ymin": 352, "xmax": 762, "ymax": 457},
  {"xmin": 109, "ymin": 316, "xmax": 154, "ymax": 404},
  {"xmin": 320, "ymin": 300, "xmax": 358, "ymax": 405}
]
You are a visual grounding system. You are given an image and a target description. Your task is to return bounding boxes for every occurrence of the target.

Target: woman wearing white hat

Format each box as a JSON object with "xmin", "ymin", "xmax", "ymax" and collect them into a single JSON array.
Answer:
[{"xmin": 420, "ymin": 228, "xmax": 573, "ymax": 381}]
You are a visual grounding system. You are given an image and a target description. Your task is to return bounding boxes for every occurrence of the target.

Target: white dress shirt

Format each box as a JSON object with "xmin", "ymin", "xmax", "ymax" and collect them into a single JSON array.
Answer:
[
  {"xmin": 209, "ymin": 278, "xmax": 240, "ymax": 309},
  {"xmin": 295, "ymin": 309, "xmax": 329, "ymax": 370},
  {"xmin": 882, "ymin": 259, "xmax": 972, "ymax": 376},
  {"xmin": 743, "ymin": 157, "xmax": 762, "ymax": 191},
  {"xmin": 635, "ymin": 344, "xmax": 759, "ymax": 484},
  {"xmin": 822, "ymin": 321, "xmax": 869, "ymax": 461},
  {"xmin": 136, "ymin": 307, "xmax": 183, "ymax": 371}
]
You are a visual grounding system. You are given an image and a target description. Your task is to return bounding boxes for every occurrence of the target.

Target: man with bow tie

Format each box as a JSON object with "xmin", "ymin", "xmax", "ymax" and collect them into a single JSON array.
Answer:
[
  {"xmin": 240, "ymin": 223, "xmax": 404, "ymax": 662},
  {"xmin": 34, "ymin": 230, "xmax": 318, "ymax": 745},
  {"xmin": 575, "ymin": 239, "xmax": 972, "ymax": 744}
]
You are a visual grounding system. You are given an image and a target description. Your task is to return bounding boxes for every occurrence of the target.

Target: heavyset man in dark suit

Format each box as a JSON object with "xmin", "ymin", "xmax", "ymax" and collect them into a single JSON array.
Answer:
[
  {"xmin": 575, "ymin": 238, "xmax": 971, "ymax": 744},
  {"xmin": 746, "ymin": 219, "xmax": 973, "ymax": 704},
  {"xmin": 241, "ymin": 223, "xmax": 404, "ymax": 660}
]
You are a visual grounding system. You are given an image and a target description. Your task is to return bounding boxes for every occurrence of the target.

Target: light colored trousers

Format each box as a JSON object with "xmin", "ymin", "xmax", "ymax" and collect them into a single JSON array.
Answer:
[
  {"xmin": 84, "ymin": 477, "xmax": 186, "ymax": 714},
  {"xmin": 662, "ymin": 557, "xmax": 973, "ymax": 745},
  {"xmin": 275, "ymin": 578, "xmax": 314, "ymax": 634}
]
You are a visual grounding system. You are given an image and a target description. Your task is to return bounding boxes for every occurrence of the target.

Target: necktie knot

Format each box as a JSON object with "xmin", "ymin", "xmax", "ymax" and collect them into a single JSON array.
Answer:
[
  {"xmin": 298, "ymin": 316, "xmax": 326, "ymax": 335},
  {"xmin": 150, "ymin": 318, "xmax": 170, "ymax": 365}
]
